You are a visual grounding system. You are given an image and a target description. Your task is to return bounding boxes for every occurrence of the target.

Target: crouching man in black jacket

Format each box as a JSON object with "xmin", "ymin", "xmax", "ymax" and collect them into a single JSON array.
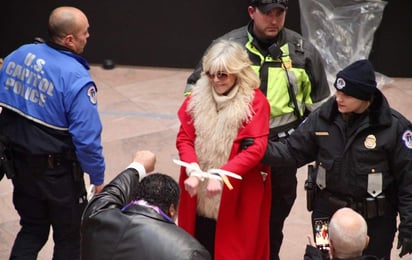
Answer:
[{"xmin": 80, "ymin": 150, "xmax": 211, "ymax": 260}]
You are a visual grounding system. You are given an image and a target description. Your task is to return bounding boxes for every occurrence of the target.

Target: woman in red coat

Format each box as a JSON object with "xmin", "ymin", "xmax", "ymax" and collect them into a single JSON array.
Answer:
[{"xmin": 176, "ymin": 39, "xmax": 271, "ymax": 260}]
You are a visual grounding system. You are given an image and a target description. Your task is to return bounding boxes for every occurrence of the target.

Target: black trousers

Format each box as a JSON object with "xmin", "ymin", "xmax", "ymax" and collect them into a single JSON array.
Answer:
[
  {"xmin": 195, "ymin": 215, "xmax": 216, "ymax": 259},
  {"xmin": 270, "ymin": 166, "xmax": 298, "ymax": 260},
  {"xmin": 10, "ymin": 160, "xmax": 86, "ymax": 260},
  {"xmin": 312, "ymin": 196, "xmax": 397, "ymax": 260}
]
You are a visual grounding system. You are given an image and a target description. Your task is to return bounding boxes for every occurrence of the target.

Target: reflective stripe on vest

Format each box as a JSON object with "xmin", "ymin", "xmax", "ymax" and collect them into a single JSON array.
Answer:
[{"xmin": 246, "ymin": 41, "xmax": 313, "ymax": 122}]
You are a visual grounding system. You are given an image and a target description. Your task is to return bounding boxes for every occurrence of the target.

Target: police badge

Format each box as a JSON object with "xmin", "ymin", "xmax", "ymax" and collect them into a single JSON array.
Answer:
[{"xmin": 364, "ymin": 134, "xmax": 376, "ymax": 149}]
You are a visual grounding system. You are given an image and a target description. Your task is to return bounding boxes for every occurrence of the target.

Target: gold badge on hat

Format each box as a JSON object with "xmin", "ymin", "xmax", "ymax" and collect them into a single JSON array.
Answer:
[{"xmin": 364, "ymin": 134, "xmax": 376, "ymax": 149}]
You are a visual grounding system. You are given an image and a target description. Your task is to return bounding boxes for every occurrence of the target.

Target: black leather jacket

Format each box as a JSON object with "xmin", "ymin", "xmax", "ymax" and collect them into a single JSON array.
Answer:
[{"xmin": 81, "ymin": 168, "xmax": 211, "ymax": 260}]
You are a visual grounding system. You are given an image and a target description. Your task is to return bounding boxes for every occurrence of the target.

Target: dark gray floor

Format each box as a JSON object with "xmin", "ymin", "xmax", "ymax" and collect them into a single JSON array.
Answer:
[{"xmin": 0, "ymin": 65, "xmax": 409, "ymax": 259}]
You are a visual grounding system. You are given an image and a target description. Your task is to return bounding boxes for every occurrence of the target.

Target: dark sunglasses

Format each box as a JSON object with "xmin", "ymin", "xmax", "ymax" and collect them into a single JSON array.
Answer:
[{"xmin": 205, "ymin": 71, "xmax": 229, "ymax": 80}]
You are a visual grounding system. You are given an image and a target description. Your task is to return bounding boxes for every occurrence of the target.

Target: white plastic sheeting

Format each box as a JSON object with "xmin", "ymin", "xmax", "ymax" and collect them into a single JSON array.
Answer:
[{"xmin": 299, "ymin": 0, "xmax": 392, "ymax": 89}]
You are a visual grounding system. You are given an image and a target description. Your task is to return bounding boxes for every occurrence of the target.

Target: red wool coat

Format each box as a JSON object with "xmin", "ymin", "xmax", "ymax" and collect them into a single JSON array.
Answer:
[{"xmin": 176, "ymin": 89, "xmax": 271, "ymax": 260}]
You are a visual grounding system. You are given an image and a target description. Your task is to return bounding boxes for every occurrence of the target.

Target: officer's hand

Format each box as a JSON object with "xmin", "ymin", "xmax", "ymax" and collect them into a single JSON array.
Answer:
[
  {"xmin": 133, "ymin": 150, "xmax": 156, "ymax": 173},
  {"xmin": 397, "ymin": 237, "xmax": 412, "ymax": 257}
]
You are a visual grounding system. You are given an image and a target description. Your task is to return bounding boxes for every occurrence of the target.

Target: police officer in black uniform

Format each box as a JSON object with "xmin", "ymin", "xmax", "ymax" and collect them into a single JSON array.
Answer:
[{"xmin": 263, "ymin": 59, "xmax": 412, "ymax": 259}]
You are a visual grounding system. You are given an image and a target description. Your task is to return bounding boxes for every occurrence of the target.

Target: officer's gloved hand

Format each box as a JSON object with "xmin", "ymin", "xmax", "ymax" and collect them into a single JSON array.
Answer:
[
  {"xmin": 397, "ymin": 237, "xmax": 412, "ymax": 257},
  {"xmin": 240, "ymin": 138, "xmax": 254, "ymax": 150}
]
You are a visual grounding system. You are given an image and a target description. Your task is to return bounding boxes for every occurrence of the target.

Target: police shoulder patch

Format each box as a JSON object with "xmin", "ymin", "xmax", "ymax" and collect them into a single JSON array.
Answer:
[
  {"xmin": 87, "ymin": 86, "xmax": 97, "ymax": 105},
  {"xmin": 401, "ymin": 129, "xmax": 412, "ymax": 149}
]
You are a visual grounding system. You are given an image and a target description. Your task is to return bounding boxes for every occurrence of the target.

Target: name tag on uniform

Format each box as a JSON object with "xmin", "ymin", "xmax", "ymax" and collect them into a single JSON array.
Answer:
[{"xmin": 315, "ymin": 132, "xmax": 329, "ymax": 136}]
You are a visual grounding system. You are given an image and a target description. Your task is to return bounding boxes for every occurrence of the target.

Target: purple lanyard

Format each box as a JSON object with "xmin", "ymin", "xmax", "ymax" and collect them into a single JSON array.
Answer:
[{"xmin": 121, "ymin": 199, "xmax": 174, "ymax": 223}]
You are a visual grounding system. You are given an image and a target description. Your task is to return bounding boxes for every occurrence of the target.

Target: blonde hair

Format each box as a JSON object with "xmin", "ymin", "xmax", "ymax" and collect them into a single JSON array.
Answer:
[{"xmin": 201, "ymin": 39, "xmax": 260, "ymax": 90}]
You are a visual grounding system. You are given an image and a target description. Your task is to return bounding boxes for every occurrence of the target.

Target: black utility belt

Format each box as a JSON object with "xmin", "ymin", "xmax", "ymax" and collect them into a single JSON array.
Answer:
[
  {"xmin": 320, "ymin": 191, "xmax": 387, "ymax": 220},
  {"xmin": 13, "ymin": 150, "xmax": 76, "ymax": 170},
  {"xmin": 349, "ymin": 195, "xmax": 387, "ymax": 220}
]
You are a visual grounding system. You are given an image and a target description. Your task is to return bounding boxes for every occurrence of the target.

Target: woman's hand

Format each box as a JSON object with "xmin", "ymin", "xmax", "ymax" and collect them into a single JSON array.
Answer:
[
  {"xmin": 206, "ymin": 178, "xmax": 223, "ymax": 197},
  {"xmin": 184, "ymin": 176, "xmax": 200, "ymax": 197}
]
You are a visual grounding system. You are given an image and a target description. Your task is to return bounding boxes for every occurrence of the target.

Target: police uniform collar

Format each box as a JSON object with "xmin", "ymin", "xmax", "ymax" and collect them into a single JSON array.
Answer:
[
  {"xmin": 46, "ymin": 41, "xmax": 90, "ymax": 70},
  {"xmin": 320, "ymin": 90, "xmax": 392, "ymax": 128},
  {"xmin": 367, "ymin": 88, "xmax": 392, "ymax": 127},
  {"xmin": 46, "ymin": 40, "xmax": 72, "ymax": 52}
]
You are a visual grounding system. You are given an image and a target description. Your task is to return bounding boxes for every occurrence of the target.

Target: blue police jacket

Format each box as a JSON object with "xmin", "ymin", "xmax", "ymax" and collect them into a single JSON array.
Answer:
[{"xmin": 0, "ymin": 42, "xmax": 105, "ymax": 185}]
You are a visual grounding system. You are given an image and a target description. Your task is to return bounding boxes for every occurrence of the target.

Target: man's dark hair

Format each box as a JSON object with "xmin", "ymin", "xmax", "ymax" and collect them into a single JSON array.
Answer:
[{"xmin": 135, "ymin": 173, "xmax": 180, "ymax": 214}]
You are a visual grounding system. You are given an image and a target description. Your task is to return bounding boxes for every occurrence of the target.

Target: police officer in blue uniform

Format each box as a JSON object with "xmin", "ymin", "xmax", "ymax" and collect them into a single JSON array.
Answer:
[
  {"xmin": 263, "ymin": 59, "xmax": 412, "ymax": 259},
  {"xmin": 0, "ymin": 6, "xmax": 105, "ymax": 259}
]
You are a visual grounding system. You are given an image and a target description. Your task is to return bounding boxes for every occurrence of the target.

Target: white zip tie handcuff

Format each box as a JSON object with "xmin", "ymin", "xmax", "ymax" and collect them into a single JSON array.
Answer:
[{"xmin": 173, "ymin": 159, "xmax": 242, "ymax": 190}]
